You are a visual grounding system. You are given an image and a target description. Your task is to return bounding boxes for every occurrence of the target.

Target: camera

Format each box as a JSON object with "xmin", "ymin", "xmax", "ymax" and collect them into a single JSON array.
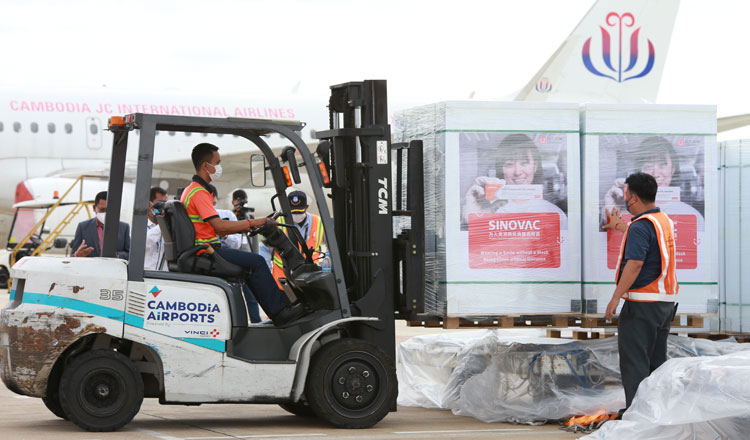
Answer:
[{"xmin": 233, "ymin": 199, "xmax": 255, "ymax": 220}]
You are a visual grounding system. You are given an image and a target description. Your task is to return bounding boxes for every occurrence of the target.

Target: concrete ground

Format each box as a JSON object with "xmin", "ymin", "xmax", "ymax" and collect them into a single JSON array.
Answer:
[{"xmin": 0, "ymin": 289, "xmax": 583, "ymax": 440}]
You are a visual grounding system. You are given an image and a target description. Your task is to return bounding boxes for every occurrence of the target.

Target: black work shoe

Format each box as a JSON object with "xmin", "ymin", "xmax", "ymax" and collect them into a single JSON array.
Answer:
[{"xmin": 272, "ymin": 302, "xmax": 308, "ymax": 326}]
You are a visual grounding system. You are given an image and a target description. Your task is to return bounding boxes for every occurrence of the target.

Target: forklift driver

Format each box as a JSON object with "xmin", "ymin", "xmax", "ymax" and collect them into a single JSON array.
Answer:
[{"xmin": 181, "ymin": 143, "xmax": 307, "ymax": 326}]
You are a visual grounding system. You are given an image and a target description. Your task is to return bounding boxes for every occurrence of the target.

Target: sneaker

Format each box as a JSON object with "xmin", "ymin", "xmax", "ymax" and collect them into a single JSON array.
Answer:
[{"xmin": 272, "ymin": 302, "xmax": 308, "ymax": 326}]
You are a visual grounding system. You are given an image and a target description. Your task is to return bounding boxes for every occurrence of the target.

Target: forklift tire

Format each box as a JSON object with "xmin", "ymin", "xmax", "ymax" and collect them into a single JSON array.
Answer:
[
  {"xmin": 58, "ymin": 349, "xmax": 144, "ymax": 432},
  {"xmin": 305, "ymin": 338, "xmax": 397, "ymax": 429},
  {"xmin": 42, "ymin": 394, "xmax": 68, "ymax": 420},
  {"xmin": 0, "ymin": 266, "xmax": 8, "ymax": 290},
  {"xmin": 279, "ymin": 401, "xmax": 316, "ymax": 418}
]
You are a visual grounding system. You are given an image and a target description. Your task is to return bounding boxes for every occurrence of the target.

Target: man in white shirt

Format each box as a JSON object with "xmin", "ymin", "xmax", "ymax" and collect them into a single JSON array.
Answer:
[{"xmin": 145, "ymin": 187, "xmax": 168, "ymax": 271}]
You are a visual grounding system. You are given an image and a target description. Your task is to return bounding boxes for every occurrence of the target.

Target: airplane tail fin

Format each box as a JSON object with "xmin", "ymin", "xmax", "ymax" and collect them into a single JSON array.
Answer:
[{"xmin": 514, "ymin": 0, "xmax": 680, "ymax": 103}]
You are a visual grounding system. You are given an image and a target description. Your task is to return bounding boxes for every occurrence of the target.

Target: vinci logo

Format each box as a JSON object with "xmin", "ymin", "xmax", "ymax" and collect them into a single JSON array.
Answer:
[{"xmin": 582, "ymin": 12, "xmax": 655, "ymax": 82}]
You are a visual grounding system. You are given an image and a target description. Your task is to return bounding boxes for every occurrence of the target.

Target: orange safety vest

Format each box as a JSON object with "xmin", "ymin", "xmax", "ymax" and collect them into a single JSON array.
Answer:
[
  {"xmin": 180, "ymin": 182, "xmax": 221, "ymax": 247},
  {"xmin": 615, "ymin": 211, "xmax": 679, "ymax": 302},
  {"xmin": 272, "ymin": 214, "xmax": 325, "ymax": 288}
]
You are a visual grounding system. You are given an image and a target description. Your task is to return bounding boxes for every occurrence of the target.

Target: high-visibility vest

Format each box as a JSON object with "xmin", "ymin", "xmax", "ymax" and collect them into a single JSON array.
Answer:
[
  {"xmin": 180, "ymin": 182, "xmax": 221, "ymax": 247},
  {"xmin": 272, "ymin": 214, "xmax": 324, "ymax": 288},
  {"xmin": 615, "ymin": 211, "xmax": 679, "ymax": 302}
]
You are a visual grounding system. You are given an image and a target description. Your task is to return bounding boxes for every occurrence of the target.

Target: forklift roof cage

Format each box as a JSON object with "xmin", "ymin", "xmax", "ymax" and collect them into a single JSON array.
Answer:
[{"xmin": 103, "ymin": 114, "xmax": 351, "ymax": 318}]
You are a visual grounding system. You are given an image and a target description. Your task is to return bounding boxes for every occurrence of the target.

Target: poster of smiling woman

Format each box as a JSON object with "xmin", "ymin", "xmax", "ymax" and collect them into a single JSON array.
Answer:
[{"xmin": 581, "ymin": 104, "xmax": 718, "ymax": 315}]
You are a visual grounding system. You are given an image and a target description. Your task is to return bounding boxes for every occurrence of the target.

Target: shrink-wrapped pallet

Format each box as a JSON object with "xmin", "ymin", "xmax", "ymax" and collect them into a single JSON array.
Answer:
[
  {"xmin": 719, "ymin": 139, "xmax": 750, "ymax": 333},
  {"xmin": 395, "ymin": 102, "xmax": 581, "ymax": 316},
  {"xmin": 580, "ymin": 104, "xmax": 718, "ymax": 314}
]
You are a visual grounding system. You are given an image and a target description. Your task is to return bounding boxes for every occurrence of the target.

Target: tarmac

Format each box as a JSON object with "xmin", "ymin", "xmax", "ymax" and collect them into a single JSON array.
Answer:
[{"xmin": 0, "ymin": 289, "xmax": 583, "ymax": 440}]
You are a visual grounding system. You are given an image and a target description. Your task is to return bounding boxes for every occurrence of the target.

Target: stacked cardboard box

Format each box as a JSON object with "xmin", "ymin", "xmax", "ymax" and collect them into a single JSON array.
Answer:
[
  {"xmin": 580, "ymin": 104, "xmax": 718, "ymax": 315},
  {"xmin": 395, "ymin": 102, "xmax": 581, "ymax": 316},
  {"xmin": 719, "ymin": 139, "xmax": 750, "ymax": 332}
]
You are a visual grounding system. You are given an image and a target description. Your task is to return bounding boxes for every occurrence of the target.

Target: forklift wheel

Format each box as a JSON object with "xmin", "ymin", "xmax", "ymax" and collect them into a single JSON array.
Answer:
[
  {"xmin": 42, "ymin": 394, "xmax": 68, "ymax": 420},
  {"xmin": 0, "ymin": 266, "xmax": 8, "ymax": 289},
  {"xmin": 59, "ymin": 349, "xmax": 144, "ymax": 432},
  {"xmin": 305, "ymin": 338, "xmax": 397, "ymax": 429},
  {"xmin": 279, "ymin": 401, "xmax": 316, "ymax": 418}
]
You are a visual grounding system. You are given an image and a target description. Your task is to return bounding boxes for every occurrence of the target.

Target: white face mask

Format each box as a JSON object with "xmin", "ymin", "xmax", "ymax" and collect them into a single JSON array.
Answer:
[
  {"xmin": 293, "ymin": 213, "xmax": 307, "ymax": 224},
  {"xmin": 96, "ymin": 212, "xmax": 106, "ymax": 225},
  {"xmin": 208, "ymin": 163, "xmax": 222, "ymax": 182}
]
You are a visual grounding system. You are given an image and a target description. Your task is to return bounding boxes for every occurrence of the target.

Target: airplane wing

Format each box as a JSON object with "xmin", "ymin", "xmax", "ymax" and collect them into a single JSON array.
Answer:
[{"xmin": 718, "ymin": 114, "xmax": 750, "ymax": 133}]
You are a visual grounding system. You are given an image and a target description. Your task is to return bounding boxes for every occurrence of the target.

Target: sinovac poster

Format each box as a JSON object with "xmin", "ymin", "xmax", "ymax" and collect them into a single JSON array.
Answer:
[
  {"xmin": 597, "ymin": 135, "xmax": 706, "ymax": 278},
  {"xmin": 449, "ymin": 131, "xmax": 579, "ymax": 281}
]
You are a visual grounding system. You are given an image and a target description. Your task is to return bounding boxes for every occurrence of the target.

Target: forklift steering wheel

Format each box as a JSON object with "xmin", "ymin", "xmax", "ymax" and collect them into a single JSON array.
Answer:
[{"xmin": 249, "ymin": 216, "xmax": 281, "ymax": 237}]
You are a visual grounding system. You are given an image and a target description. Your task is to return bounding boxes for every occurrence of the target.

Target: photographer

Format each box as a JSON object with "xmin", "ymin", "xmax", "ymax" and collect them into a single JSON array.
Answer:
[
  {"xmin": 232, "ymin": 189, "xmax": 251, "ymax": 220},
  {"xmin": 232, "ymin": 189, "xmax": 256, "ymax": 252}
]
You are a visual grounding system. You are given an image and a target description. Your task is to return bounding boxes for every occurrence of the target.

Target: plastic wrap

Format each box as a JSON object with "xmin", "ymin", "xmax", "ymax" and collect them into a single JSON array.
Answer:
[
  {"xmin": 581, "ymin": 350, "xmax": 750, "ymax": 440},
  {"xmin": 394, "ymin": 102, "xmax": 581, "ymax": 316},
  {"xmin": 580, "ymin": 104, "xmax": 719, "ymax": 315},
  {"xmin": 719, "ymin": 139, "xmax": 750, "ymax": 333},
  {"xmin": 397, "ymin": 330, "xmax": 748, "ymax": 424}
]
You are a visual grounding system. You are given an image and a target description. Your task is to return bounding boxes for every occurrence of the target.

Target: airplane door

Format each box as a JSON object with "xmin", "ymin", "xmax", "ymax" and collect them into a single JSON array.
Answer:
[{"xmin": 86, "ymin": 117, "xmax": 102, "ymax": 150}]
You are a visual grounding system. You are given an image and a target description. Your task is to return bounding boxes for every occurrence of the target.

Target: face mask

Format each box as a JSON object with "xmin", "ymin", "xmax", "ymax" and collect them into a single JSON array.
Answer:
[
  {"xmin": 208, "ymin": 163, "xmax": 222, "ymax": 182},
  {"xmin": 96, "ymin": 212, "xmax": 106, "ymax": 225},
  {"xmin": 293, "ymin": 213, "xmax": 307, "ymax": 224}
]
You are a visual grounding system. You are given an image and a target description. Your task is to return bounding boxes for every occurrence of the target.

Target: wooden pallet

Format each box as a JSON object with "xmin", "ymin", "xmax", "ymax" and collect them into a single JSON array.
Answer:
[
  {"xmin": 407, "ymin": 314, "xmax": 580, "ymax": 330},
  {"xmin": 406, "ymin": 313, "xmax": 714, "ymax": 330},
  {"xmin": 579, "ymin": 314, "xmax": 713, "ymax": 329}
]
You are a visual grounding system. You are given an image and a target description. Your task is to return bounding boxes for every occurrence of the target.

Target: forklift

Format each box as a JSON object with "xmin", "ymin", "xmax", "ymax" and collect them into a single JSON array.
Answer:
[{"xmin": 0, "ymin": 80, "xmax": 426, "ymax": 432}]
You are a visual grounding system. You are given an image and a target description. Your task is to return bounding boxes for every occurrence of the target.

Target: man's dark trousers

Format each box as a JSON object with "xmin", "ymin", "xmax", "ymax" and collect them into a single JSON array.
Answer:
[
  {"xmin": 216, "ymin": 247, "xmax": 288, "ymax": 317},
  {"xmin": 618, "ymin": 300, "xmax": 675, "ymax": 409}
]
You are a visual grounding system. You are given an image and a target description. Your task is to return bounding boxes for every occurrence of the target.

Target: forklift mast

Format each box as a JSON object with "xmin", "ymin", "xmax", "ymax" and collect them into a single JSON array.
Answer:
[{"xmin": 315, "ymin": 80, "xmax": 425, "ymax": 350}]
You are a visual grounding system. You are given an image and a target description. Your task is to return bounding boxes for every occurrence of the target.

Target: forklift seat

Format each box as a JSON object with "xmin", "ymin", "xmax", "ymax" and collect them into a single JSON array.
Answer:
[{"xmin": 156, "ymin": 200, "xmax": 246, "ymax": 279}]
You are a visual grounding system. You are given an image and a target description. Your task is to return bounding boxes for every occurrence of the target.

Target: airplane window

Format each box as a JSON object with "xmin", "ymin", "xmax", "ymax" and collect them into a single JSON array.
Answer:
[
  {"xmin": 217, "ymin": 133, "xmax": 223, "ymax": 137},
  {"xmin": 31, "ymin": 122, "xmax": 39, "ymax": 133},
  {"xmin": 13, "ymin": 122, "xmax": 21, "ymax": 133},
  {"xmin": 168, "ymin": 131, "xmax": 175, "ymax": 136},
  {"xmin": 202, "ymin": 133, "xmax": 208, "ymax": 137},
  {"xmin": 89, "ymin": 123, "xmax": 98, "ymax": 135},
  {"xmin": 0, "ymin": 122, "xmax": 4, "ymax": 132},
  {"xmin": 65, "ymin": 123, "xmax": 72, "ymax": 134},
  {"xmin": 185, "ymin": 132, "xmax": 191, "ymax": 137},
  {"xmin": 48, "ymin": 122, "xmax": 55, "ymax": 133}
]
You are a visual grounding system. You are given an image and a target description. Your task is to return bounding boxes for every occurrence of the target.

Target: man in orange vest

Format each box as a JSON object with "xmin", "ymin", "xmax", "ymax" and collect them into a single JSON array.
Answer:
[
  {"xmin": 261, "ymin": 190, "xmax": 325, "ymax": 289},
  {"xmin": 603, "ymin": 172, "xmax": 679, "ymax": 418},
  {"xmin": 180, "ymin": 143, "xmax": 306, "ymax": 326}
]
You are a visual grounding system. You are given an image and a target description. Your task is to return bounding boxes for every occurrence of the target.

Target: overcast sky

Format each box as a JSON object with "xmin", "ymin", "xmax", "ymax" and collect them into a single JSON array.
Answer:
[{"xmin": 2, "ymin": 0, "xmax": 748, "ymax": 138}]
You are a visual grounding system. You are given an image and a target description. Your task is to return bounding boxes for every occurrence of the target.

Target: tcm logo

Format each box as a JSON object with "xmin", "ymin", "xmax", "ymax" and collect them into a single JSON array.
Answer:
[
  {"xmin": 535, "ymin": 77, "xmax": 552, "ymax": 93},
  {"xmin": 582, "ymin": 12, "xmax": 655, "ymax": 82},
  {"xmin": 377, "ymin": 178, "xmax": 389, "ymax": 215}
]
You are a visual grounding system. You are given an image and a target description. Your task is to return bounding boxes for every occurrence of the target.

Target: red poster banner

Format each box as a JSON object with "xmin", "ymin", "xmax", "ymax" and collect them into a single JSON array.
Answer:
[
  {"xmin": 468, "ymin": 213, "xmax": 561, "ymax": 269},
  {"xmin": 606, "ymin": 214, "xmax": 697, "ymax": 269}
]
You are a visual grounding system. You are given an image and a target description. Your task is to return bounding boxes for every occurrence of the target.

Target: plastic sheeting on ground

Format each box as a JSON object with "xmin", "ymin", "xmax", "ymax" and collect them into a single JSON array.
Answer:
[
  {"xmin": 397, "ymin": 330, "xmax": 749, "ymax": 425},
  {"xmin": 581, "ymin": 350, "xmax": 750, "ymax": 440}
]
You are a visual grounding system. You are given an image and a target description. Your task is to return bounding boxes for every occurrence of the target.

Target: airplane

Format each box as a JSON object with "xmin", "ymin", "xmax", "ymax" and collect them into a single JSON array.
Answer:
[{"xmin": 0, "ymin": 0, "xmax": 746, "ymax": 271}]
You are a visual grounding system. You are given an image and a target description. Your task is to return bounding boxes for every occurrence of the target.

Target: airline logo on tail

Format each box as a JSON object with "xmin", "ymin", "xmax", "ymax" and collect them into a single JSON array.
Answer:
[{"xmin": 582, "ymin": 12, "xmax": 655, "ymax": 82}]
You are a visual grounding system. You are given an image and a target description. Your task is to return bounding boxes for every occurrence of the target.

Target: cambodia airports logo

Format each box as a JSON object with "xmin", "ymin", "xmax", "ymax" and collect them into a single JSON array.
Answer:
[
  {"xmin": 149, "ymin": 285, "xmax": 162, "ymax": 298},
  {"xmin": 582, "ymin": 12, "xmax": 654, "ymax": 82}
]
